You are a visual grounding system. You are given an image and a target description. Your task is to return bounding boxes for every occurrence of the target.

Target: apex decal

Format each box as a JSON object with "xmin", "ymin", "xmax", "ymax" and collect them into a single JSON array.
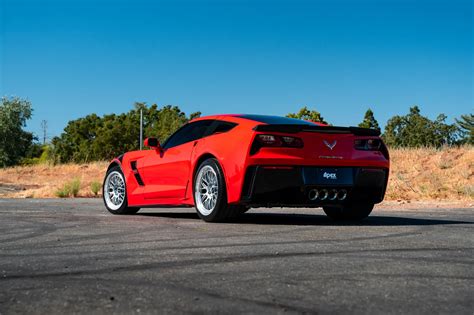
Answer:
[{"xmin": 323, "ymin": 172, "xmax": 337, "ymax": 180}]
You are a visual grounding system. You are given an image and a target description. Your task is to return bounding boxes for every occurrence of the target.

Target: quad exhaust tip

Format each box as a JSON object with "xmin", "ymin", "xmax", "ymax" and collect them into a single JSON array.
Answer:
[
  {"xmin": 308, "ymin": 189, "xmax": 319, "ymax": 201},
  {"xmin": 308, "ymin": 188, "xmax": 347, "ymax": 201},
  {"xmin": 319, "ymin": 189, "xmax": 328, "ymax": 201},
  {"xmin": 337, "ymin": 189, "xmax": 347, "ymax": 201}
]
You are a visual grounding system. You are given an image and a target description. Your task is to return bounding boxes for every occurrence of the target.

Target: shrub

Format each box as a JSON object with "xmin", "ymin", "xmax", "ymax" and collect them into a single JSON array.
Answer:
[
  {"xmin": 20, "ymin": 145, "xmax": 53, "ymax": 166},
  {"xmin": 38, "ymin": 145, "xmax": 53, "ymax": 164},
  {"xmin": 55, "ymin": 184, "xmax": 71, "ymax": 198},
  {"xmin": 90, "ymin": 181, "xmax": 101, "ymax": 196},
  {"xmin": 70, "ymin": 178, "xmax": 81, "ymax": 197},
  {"xmin": 20, "ymin": 157, "xmax": 41, "ymax": 166},
  {"xmin": 55, "ymin": 178, "xmax": 81, "ymax": 198}
]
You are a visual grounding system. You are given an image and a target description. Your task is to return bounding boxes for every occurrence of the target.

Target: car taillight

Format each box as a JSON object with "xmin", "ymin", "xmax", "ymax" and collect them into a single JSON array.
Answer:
[
  {"xmin": 354, "ymin": 139, "xmax": 381, "ymax": 150},
  {"xmin": 256, "ymin": 134, "xmax": 304, "ymax": 148},
  {"xmin": 354, "ymin": 138, "xmax": 389, "ymax": 159},
  {"xmin": 256, "ymin": 134, "xmax": 282, "ymax": 146},
  {"xmin": 281, "ymin": 136, "xmax": 304, "ymax": 147},
  {"xmin": 250, "ymin": 134, "xmax": 304, "ymax": 155}
]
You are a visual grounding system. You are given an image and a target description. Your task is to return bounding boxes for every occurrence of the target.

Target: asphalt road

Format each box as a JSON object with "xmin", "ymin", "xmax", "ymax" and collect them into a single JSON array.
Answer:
[{"xmin": 0, "ymin": 199, "xmax": 473, "ymax": 315}]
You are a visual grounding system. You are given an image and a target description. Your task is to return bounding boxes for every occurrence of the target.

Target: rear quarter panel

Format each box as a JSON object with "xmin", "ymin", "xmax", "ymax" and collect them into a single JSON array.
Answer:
[{"xmin": 186, "ymin": 116, "xmax": 257, "ymax": 204}]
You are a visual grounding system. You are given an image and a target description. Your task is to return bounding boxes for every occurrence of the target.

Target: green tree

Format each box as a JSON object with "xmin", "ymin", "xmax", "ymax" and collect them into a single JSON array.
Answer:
[
  {"xmin": 432, "ymin": 114, "xmax": 459, "ymax": 146},
  {"xmin": 189, "ymin": 111, "xmax": 202, "ymax": 120},
  {"xmin": 358, "ymin": 108, "xmax": 381, "ymax": 132},
  {"xmin": 455, "ymin": 113, "xmax": 473, "ymax": 144},
  {"xmin": 286, "ymin": 106, "xmax": 328, "ymax": 124},
  {"xmin": 51, "ymin": 113, "xmax": 103, "ymax": 162},
  {"xmin": 143, "ymin": 104, "xmax": 189, "ymax": 142},
  {"xmin": 51, "ymin": 103, "xmax": 199, "ymax": 163},
  {"xmin": 383, "ymin": 106, "xmax": 460, "ymax": 147},
  {"xmin": 0, "ymin": 97, "xmax": 35, "ymax": 167}
]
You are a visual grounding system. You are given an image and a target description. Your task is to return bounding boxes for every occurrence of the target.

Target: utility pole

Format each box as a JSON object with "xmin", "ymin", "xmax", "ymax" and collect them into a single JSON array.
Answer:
[
  {"xmin": 40, "ymin": 120, "xmax": 47, "ymax": 144},
  {"xmin": 139, "ymin": 109, "xmax": 143, "ymax": 150}
]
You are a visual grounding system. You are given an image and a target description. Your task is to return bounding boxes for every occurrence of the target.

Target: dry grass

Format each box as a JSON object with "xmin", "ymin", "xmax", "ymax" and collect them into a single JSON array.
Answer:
[
  {"xmin": 0, "ymin": 147, "xmax": 473, "ymax": 202},
  {"xmin": 0, "ymin": 161, "xmax": 108, "ymax": 198},
  {"xmin": 386, "ymin": 146, "xmax": 473, "ymax": 202}
]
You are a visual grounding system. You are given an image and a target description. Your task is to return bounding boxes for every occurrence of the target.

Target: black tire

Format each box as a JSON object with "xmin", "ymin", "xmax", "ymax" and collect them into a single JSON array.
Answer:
[
  {"xmin": 103, "ymin": 165, "xmax": 140, "ymax": 215},
  {"xmin": 193, "ymin": 158, "xmax": 244, "ymax": 222},
  {"xmin": 323, "ymin": 203, "xmax": 374, "ymax": 221}
]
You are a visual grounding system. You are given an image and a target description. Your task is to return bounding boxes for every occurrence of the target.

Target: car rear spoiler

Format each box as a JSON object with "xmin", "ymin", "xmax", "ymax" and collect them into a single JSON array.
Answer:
[{"xmin": 253, "ymin": 124, "xmax": 381, "ymax": 136}]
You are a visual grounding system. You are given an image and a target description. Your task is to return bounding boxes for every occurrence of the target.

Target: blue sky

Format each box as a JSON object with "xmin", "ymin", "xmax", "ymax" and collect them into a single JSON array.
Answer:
[{"xmin": 1, "ymin": 0, "xmax": 472, "ymax": 139}]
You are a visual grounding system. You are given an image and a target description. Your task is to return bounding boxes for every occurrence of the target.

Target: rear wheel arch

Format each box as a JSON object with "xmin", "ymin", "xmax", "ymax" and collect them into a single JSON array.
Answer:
[
  {"xmin": 192, "ymin": 158, "xmax": 244, "ymax": 222},
  {"xmin": 192, "ymin": 153, "xmax": 230, "ymax": 198}
]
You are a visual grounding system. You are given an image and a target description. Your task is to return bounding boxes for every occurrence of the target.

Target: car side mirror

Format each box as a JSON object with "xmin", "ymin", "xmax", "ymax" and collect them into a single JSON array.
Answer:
[{"xmin": 144, "ymin": 137, "xmax": 161, "ymax": 151}]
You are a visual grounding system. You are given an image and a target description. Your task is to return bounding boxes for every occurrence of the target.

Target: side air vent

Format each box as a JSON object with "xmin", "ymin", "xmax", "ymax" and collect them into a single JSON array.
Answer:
[{"xmin": 130, "ymin": 161, "xmax": 145, "ymax": 186}]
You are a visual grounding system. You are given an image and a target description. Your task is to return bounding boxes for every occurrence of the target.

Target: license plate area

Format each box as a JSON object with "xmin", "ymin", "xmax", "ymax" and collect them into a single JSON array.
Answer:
[{"xmin": 302, "ymin": 167, "xmax": 354, "ymax": 186}]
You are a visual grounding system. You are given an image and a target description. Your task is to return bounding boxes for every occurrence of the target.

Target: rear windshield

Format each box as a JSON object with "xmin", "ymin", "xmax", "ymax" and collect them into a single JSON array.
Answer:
[{"xmin": 236, "ymin": 114, "xmax": 316, "ymax": 125}]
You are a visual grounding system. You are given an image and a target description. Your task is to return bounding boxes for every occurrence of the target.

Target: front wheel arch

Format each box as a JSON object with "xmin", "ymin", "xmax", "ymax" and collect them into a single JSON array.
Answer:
[
  {"xmin": 106, "ymin": 160, "xmax": 122, "ymax": 174},
  {"xmin": 102, "ymin": 165, "xmax": 140, "ymax": 215}
]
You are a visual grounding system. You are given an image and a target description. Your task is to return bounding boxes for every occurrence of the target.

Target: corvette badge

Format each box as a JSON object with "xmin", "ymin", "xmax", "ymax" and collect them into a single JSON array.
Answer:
[{"xmin": 323, "ymin": 140, "xmax": 337, "ymax": 150}]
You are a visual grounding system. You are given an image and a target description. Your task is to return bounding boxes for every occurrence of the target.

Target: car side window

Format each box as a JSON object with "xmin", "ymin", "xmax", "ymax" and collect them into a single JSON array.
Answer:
[
  {"xmin": 162, "ymin": 120, "xmax": 213, "ymax": 149},
  {"xmin": 209, "ymin": 121, "xmax": 237, "ymax": 135}
]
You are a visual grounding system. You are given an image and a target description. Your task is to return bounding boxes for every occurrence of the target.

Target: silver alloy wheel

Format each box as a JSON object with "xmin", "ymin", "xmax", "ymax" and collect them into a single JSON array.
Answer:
[
  {"xmin": 195, "ymin": 165, "xmax": 219, "ymax": 216},
  {"xmin": 104, "ymin": 171, "xmax": 126, "ymax": 210}
]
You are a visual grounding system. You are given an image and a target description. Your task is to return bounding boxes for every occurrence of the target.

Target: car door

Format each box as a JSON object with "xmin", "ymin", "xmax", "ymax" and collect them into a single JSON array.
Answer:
[{"xmin": 140, "ymin": 120, "xmax": 213, "ymax": 201}]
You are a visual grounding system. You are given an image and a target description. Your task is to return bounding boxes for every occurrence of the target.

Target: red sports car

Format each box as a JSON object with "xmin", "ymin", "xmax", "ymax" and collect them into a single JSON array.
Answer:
[{"xmin": 102, "ymin": 114, "xmax": 390, "ymax": 222}]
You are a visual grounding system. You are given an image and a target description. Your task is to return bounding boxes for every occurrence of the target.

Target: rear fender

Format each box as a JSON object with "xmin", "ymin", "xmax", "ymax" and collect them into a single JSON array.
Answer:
[
  {"xmin": 187, "ymin": 151, "xmax": 229, "ymax": 205},
  {"xmin": 189, "ymin": 130, "xmax": 253, "ymax": 204}
]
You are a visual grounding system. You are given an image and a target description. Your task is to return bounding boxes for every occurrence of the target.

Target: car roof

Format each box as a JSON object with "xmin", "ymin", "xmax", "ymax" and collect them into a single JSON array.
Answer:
[{"xmin": 191, "ymin": 114, "xmax": 322, "ymax": 126}]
